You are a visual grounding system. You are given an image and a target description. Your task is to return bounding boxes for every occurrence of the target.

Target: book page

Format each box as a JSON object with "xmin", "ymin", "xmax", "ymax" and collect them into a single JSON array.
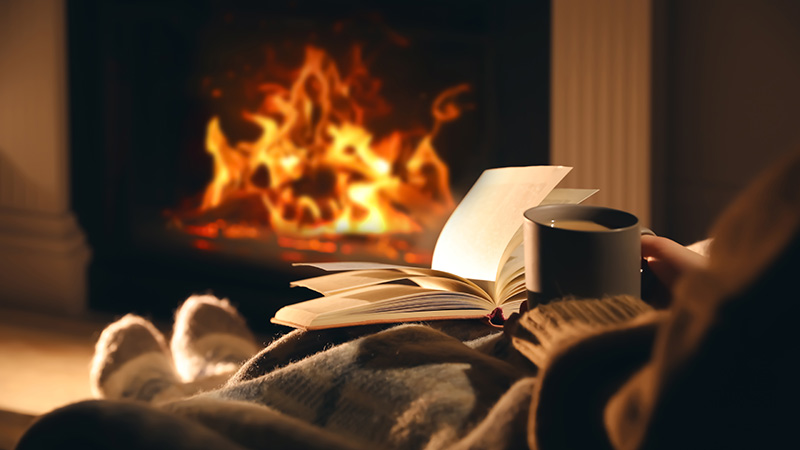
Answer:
[
  {"xmin": 275, "ymin": 285, "xmax": 435, "ymax": 322},
  {"xmin": 494, "ymin": 243, "xmax": 525, "ymax": 301},
  {"xmin": 498, "ymin": 297, "xmax": 526, "ymax": 319},
  {"xmin": 410, "ymin": 276, "xmax": 492, "ymax": 301},
  {"xmin": 274, "ymin": 309, "xmax": 492, "ymax": 330},
  {"xmin": 272, "ymin": 284, "xmax": 490, "ymax": 329},
  {"xmin": 432, "ymin": 165, "xmax": 571, "ymax": 281},
  {"xmin": 292, "ymin": 270, "xmax": 491, "ymax": 301},
  {"xmin": 539, "ymin": 188, "xmax": 599, "ymax": 205},
  {"xmin": 291, "ymin": 269, "xmax": 418, "ymax": 295},
  {"xmin": 291, "ymin": 266, "xmax": 488, "ymax": 296}
]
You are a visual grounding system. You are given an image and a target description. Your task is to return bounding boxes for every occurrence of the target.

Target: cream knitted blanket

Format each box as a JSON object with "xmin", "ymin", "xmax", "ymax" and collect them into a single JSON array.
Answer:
[{"xmin": 147, "ymin": 296, "xmax": 652, "ymax": 450}]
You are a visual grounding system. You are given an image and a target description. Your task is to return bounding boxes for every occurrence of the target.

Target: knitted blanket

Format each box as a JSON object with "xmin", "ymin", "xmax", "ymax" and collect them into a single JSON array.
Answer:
[
  {"xmin": 159, "ymin": 296, "xmax": 651, "ymax": 450},
  {"xmin": 15, "ymin": 296, "xmax": 652, "ymax": 450}
]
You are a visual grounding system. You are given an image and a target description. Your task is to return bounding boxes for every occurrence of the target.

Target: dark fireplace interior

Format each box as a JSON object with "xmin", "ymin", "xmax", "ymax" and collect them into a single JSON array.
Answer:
[{"xmin": 68, "ymin": 0, "xmax": 550, "ymax": 334}]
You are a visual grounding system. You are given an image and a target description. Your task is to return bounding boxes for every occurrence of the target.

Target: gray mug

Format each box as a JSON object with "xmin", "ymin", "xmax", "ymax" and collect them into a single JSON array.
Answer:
[{"xmin": 523, "ymin": 204, "xmax": 646, "ymax": 308}]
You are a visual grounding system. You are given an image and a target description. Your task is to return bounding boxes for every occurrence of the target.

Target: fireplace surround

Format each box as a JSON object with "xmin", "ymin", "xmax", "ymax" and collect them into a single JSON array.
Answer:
[
  {"xmin": 63, "ymin": 0, "xmax": 550, "ymax": 331},
  {"xmin": 0, "ymin": 0, "xmax": 91, "ymax": 315}
]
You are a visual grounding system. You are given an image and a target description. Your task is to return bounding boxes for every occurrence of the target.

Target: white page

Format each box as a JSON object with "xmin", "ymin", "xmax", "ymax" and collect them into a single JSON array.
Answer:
[
  {"xmin": 431, "ymin": 165, "xmax": 572, "ymax": 281},
  {"xmin": 291, "ymin": 269, "xmax": 419, "ymax": 295},
  {"xmin": 292, "ymin": 270, "xmax": 488, "ymax": 299},
  {"xmin": 539, "ymin": 188, "xmax": 598, "ymax": 205}
]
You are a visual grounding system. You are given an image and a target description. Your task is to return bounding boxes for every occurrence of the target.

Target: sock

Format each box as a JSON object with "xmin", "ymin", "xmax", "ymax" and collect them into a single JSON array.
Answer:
[
  {"xmin": 170, "ymin": 295, "xmax": 260, "ymax": 383},
  {"xmin": 90, "ymin": 314, "xmax": 183, "ymax": 402}
]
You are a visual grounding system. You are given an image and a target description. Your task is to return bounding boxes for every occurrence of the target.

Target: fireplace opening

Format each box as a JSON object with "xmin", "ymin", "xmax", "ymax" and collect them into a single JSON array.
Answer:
[
  {"xmin": 168, "ymin": 42, "xmax": 469, "ymax": 267},
  {"xmin": 68, "ymin": 0, "xmax": 550, "ymax": 333}
]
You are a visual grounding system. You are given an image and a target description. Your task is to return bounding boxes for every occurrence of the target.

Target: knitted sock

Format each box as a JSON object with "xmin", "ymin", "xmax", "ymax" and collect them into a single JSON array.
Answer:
[
  {"xmin": 170, "ymin": 295, "xmax": 260, "ymax": 383},
  {"xmin": 90, "ymin": 314, "xmax": 184, "ymax": 402}
]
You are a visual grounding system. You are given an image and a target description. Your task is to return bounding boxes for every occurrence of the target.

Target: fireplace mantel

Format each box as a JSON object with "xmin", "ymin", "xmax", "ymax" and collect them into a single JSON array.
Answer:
[{"xmin": 0, "ymin": 0, "xmax": 90, "ymax": 314}]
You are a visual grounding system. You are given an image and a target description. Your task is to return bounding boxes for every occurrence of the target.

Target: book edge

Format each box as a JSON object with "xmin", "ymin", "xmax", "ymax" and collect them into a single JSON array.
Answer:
[{"xmin": 271, "ymin": 310, "xmax": 494, "ymax": 330}]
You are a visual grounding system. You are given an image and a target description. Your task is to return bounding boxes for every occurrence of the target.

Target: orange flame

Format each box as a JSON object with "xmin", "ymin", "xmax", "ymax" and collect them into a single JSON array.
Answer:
[{"xmin": 175, "ymin": 44, "xmax": 468, "ymax": 259}]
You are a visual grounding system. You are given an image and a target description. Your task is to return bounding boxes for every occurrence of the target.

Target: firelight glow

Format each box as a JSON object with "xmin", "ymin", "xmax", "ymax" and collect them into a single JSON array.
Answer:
[{"xmin": 174, "ymin": 44, "xmax": 469, "ymax": 261}]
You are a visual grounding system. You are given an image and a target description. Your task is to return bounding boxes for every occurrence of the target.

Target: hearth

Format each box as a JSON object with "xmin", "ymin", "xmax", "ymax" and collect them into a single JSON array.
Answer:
[{"xmin": 68, "ymin": 0, "xmax": 550, "ymax": 333}]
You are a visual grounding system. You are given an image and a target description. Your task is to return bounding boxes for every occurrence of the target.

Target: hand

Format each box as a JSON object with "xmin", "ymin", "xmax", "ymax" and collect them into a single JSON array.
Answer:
[{"xmin": 641, "ymin": 235, "xmax": 708, "ymax": 293}]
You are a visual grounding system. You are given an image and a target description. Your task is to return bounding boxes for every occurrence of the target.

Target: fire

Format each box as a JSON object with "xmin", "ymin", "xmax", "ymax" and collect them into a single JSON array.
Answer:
[{"xmin": 173, "ymin": 44, "xmax": 469, "ymax": 261}]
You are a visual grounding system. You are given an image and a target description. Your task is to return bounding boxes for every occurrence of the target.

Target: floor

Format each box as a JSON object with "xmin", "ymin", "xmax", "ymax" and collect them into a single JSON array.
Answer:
[{"xmin": 0, "ymin": 307, "xmax": 120, "ymax": 449}]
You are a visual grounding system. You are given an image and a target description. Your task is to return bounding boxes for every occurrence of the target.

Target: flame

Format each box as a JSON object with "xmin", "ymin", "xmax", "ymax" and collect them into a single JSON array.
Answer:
[{"xmin": 175, "ymin": 44, "xmax": 469, "ymax": 259}]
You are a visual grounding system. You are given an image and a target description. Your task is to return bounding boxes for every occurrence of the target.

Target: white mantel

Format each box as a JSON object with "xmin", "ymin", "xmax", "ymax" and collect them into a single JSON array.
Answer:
[
  {"xmin": 551, "ymin": 0, "xmax": 652, "ymax": 227},
  {"xmin": 0, "ymin": 0, "xmax": 90, "ymax": 314}
]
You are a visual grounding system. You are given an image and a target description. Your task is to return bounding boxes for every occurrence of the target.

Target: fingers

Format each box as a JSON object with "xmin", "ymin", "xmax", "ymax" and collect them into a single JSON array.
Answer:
[{"xmin": 641, "ymin": 235, "xmax": 707, "ymax": 289}]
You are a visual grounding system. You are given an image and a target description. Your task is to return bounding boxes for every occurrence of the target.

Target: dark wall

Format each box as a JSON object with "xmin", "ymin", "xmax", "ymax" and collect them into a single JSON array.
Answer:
[{"xmin": 653, "ymin": 0, "xmax": 800, "ymax": 244}]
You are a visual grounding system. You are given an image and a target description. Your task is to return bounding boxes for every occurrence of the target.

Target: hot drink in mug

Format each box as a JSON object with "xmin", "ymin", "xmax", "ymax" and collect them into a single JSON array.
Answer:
[{"xmin": 523, "ymin": 205, "xmax": 647, "ymax": 307}]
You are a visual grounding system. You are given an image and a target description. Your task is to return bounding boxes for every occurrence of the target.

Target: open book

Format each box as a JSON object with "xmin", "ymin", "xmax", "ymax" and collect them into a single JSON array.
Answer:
[{"xmin": 272, "ymin": 166, "xmax": 597, "ymax": 330}]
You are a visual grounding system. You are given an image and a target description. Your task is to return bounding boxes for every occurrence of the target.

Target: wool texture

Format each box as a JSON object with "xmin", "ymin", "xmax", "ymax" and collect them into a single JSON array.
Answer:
[
  {"xmin": 199, "ymin": 323, "xmax": 529, "ymax": 449},
  {"xmin": 604, "ymin": 148, "xmax": 800, "ymax": 450},
  {"xmin": 83, "ymin": 297, "xmax": 655, "ymax": 450},
  {"xmin": 171, "ymin": 295, "xmax": 260, "ymax": 382},
  {"xmin": 89, "ymin": 314, "xmax": 183, "ymax": 402}
]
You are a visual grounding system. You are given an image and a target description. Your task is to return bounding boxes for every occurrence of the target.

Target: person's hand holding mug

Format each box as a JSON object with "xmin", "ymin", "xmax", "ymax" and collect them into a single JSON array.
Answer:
[{"xmin": 640, "ymin": 235, "xmax": 709, "ymax": 307}]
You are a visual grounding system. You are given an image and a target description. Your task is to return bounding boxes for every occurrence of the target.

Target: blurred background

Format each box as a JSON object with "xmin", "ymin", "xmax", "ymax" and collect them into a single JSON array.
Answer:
[{"xmin": 1, "ymin": 0, "xmax": 800, "ymax": 328}]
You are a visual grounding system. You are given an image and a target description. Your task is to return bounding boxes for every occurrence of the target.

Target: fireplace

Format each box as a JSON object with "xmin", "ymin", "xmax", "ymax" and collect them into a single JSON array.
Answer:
[{"xmin": 67, "ymin": 0, "xmax": 550, "ymax": 333}]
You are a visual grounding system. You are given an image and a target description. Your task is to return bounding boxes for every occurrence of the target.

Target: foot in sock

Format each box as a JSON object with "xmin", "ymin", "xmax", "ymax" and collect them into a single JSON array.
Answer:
[
  {"xmin": 170, "ymin": 295, "xmax": 260, "ymax": 384},
  {"xmin": 90, "ymin": 314, "xmax": 184, "ymax": 402}
]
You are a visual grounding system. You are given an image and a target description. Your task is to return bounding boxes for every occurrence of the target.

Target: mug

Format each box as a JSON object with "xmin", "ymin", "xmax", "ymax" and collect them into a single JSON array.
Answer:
[{"xmin": 523, "ymin": 204, "xmax": 648, "ymax": 308}]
